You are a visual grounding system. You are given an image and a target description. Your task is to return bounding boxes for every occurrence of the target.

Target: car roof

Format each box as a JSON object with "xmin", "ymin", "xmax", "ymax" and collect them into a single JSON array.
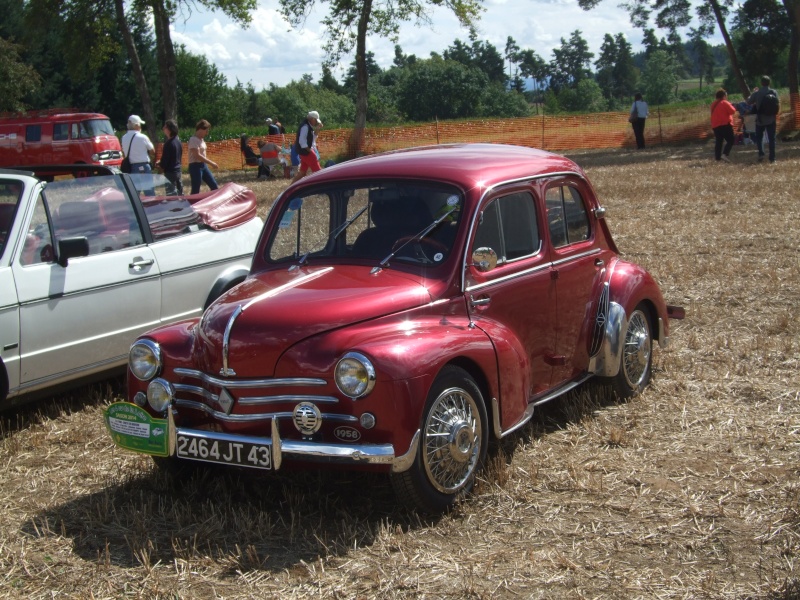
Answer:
[{"xmin": 304, "ymin": 143, "xmax": 586, "ymax": 190}]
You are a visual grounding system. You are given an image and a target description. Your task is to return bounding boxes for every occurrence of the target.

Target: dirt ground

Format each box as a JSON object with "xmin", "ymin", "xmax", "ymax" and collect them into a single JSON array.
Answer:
[{"xmin": 1, "ymin": 138, "xmax": 799, "ymax": 599}]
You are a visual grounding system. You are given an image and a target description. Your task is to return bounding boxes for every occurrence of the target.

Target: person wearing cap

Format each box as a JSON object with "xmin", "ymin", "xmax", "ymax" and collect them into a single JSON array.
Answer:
[
  {"xmin": 121, "ymin": 115, "xmax": 155, "ymax": 174},
  {"xmin": 266, "ymin": 118, "xmax": 280, "ymax": 136},
  {"xmin": 187, "ymin": 119, "xmax": 219, "ymax": 194},
  {"xmin": 292, "ymin": 111, "xmax": 323, "ymax": 182}
]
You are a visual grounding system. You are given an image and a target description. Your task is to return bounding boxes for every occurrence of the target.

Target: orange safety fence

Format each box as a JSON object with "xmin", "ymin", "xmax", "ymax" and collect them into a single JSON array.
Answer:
[{"xmin": 159, "ymin": 92, "xmax": 799, "ymax": 172}]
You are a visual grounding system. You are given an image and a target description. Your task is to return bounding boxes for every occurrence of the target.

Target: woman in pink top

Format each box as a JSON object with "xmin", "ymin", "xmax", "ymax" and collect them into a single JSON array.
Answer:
[
  {"xmin": 187, "ymin": 119, "xmax": 220, "ymax": 194},
  {"xmin": 710, "ymin": 88, "xmax": 737, "ymax": 162}
]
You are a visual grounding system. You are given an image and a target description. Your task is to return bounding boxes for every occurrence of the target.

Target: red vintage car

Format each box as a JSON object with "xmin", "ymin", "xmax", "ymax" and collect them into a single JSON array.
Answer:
[{"xmin": 105, "ymin": 144, "xmax": 684, "ymax": 512}]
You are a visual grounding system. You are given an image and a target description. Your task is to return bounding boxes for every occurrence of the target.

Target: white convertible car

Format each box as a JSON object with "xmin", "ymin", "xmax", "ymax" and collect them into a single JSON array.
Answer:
[{"xmin": 0, "ymin": 166, "xmax": 262, "ymax": 406}]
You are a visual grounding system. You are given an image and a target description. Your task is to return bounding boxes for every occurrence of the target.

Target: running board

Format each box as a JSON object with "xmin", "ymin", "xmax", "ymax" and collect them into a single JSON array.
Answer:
[{"xmin": 492, "ymin": 373, "xmax": 594, "ymax": 439}]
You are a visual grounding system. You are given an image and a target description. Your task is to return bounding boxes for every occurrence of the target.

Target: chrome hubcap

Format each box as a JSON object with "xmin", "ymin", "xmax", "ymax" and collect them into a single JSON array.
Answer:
[
  {"xmin": 623, "ymin": 311, "xmax": 651, "ymax": 388},
  {"xmin": 422, "ymin": 387, "xmax": 481, "ymax": 494}
]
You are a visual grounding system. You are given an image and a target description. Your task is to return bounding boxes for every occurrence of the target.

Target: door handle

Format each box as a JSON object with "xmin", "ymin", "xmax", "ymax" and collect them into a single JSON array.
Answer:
[
  {"xmin": 595, "ymin": 258, "xmax": 605, "ymax": 267},
  {"xmin": 470, "ymin": 294, "xmax": 490, "ymax": 308},
  {"xmin": 129, "ymin": 257, "xmax": 155, "ymax": 271}
]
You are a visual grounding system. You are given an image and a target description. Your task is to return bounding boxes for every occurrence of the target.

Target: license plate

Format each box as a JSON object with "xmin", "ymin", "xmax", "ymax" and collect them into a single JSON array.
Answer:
[{"xmin": 176, "ymin": 431, "xmax": 272, "ymax": 470}]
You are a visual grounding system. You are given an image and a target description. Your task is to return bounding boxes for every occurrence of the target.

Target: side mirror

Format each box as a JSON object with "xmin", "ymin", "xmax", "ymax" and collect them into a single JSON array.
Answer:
[
  {"xmin": 57, "ymin": 236, "xmax": 89, "ymax": 267},
  {"xmin": 471, "ymin": 247, "xmax": 497, "ymax": 273},
  {"xmin": 594, "ymin": 206, "xmax": 607, "ymax": 219}
]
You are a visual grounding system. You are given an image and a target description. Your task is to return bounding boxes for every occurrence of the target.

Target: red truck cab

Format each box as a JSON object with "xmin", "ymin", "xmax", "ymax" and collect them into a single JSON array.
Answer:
[{"xmin": 0, "ymin": 109, "xmax": 123, "ymax": 171}]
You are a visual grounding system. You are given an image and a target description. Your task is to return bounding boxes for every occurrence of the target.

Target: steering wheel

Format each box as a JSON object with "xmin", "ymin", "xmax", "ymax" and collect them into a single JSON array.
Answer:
[{"xmin": 392, "ymin": 236, "xmax": 449, "ymax": 263}]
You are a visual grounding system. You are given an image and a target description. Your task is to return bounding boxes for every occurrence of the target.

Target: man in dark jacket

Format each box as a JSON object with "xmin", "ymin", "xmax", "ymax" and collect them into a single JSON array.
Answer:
[
  {"xmin": 159, "ymin": 119, "xmax": 183, "ymax": 195},
  {"xmin": 747, "ymin": 75, "xmax": 780, "ymax": 163},
  {"xmin": 292, "ymin": 111, "xmax": 322, "ymax": 182}
]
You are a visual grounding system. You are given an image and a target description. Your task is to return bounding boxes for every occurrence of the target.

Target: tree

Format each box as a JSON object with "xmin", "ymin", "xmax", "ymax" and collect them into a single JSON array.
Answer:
[
  {"xmin": 549, "ymin": 30, "xmax": 593, "ymax": 92},
  {"xmin": 732, "ymin": 0, "xmax": 792, "ymax": 85},
  {"xmin": 0, "ymin": 37, "xmax": 41, "ymax": 111},
  {"xmin": 641, "ymin": 49, "xmax": 679, "ymax": 104},
  {"xmin": 688, "ymin": 27, "xmax": 714, "ymax": 89},
  {"xmin": 444, "ymin": 33, "xmax": 506, "ymax": 84},
  {"xmin": 397, "ymin": 57, "xmax": 488, "ymax": 120},
  {"xmin": 595, "ymin": 34, "xmax": 617, "ymax": 100},
  {"xmin": 280, "ymin": 0, "xmax": 482, "ymax": 156},
  {"xmin": 612, "ymin": 34, "xmax": 638, "ymax": 100},
  {"xmin": 516, "ymin": 48, "xmax": 547, "ymax": 104}
]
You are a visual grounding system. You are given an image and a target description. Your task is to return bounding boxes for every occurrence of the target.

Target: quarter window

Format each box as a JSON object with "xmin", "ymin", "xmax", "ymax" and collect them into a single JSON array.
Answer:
[
  {"xmin": 53, "ymin": 124, "xmax": 69, "ymax": 141},
  {"xmin": 472, "ymin": 192, "xmax": 539, "ymax": 263},
  {"xmin": 26, "ymin": 125, "xmax": 41, "ymax": 143},
  {"xmin": 546, "ymin": 186, "xmax": 590, "ymax": 248}
]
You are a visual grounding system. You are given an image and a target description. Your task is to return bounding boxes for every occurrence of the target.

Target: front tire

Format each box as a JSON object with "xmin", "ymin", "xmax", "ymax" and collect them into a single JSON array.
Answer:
[
  {"xmin": 612, "ymin": 304, "xmax": 653, "ymax": 399},
  {"xmin": 391, "ymin": 365, "xmax": 488, "ymax": 513}
]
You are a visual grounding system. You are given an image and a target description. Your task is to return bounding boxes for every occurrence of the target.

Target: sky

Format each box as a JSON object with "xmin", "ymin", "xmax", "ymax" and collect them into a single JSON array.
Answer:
[{"xmin": 168, "ymin": 0, "xmax": 721, "ymax": 90}]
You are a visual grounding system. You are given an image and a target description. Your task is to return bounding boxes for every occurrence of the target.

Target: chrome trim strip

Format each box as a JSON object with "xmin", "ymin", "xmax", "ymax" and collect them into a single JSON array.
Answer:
[
  {"xmin": 221, "ymin": 305, "xmax": 243, "ymax": 376},
  {"xmin": 531, "ymin": 373, "xmax": 593, "ymax": 407},
  {"xmin": 551, "ymin": 248, "xmax": 602, "ymax": 266},
  {"xmin": 498, "ymin": 402, "xmax": 536, "ymax": 438},
  {"xmin": 173, "ymin": 384, "xmax": 217, "ymax": 402},
  {"xmin": 466, "ymin": 262, "xmax": 551, "ymax": 293},
  {"xmin": 174, "ymin": 399, "xmax": 358, "ymax": 423},
  {"xmin": 173, "ymin": 368, "xmax": 326, "ymax": 389},
  {"xmin": 238, "ymin": 395, "xmax": 340, "ymax": 406}
]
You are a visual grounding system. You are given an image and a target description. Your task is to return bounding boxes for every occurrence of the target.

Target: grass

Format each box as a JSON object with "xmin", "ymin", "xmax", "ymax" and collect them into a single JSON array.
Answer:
[{"xmin": 1, "ymin": 138, "xmax": 799, "ymax": 598}]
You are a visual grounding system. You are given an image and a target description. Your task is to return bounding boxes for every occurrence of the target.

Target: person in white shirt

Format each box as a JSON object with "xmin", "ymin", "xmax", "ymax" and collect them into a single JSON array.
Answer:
[
  {"xmin": 629, "ymin": 93, "xmax": 649, "ymax": 150},
  {"xmin": 121, "ymin": 115, "xmax": 155, "ymax": 173}
]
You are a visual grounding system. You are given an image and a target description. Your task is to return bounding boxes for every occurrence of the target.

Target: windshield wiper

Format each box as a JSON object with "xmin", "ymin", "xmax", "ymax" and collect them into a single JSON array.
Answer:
[
  {"xmin": 293, "ymin": 204, "xmax": 369, "ymax": 269},
  {"xmin": 374, "ymin": 206, "xmax": 457, "ymax": 273}
]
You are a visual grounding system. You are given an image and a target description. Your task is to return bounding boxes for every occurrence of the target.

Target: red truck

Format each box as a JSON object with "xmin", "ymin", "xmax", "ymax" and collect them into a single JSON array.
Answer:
[{"xmin": 0, "ymin": 109, "xmax": 123, "ymax": 170}]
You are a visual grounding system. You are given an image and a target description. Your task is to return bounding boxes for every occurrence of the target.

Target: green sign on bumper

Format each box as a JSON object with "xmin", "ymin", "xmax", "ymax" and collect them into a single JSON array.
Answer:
[{"xmin": 104, "ymin": 402, "xmax": 169, "ymax": 457}]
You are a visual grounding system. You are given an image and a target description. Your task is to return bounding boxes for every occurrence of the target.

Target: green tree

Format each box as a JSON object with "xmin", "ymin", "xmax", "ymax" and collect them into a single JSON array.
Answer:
[
  {"xmin": 174, "ymin": 45, "xmax": 230, "ymax": 127},
  {"xmin": 595, "ymin": 34, "xmax": 617, "ymax": 100},
  {"xmin": 641, "ymin": 49, "xmax": 678, "ymax": 104},
  {"xmin": 444, "ymin": 33, "xmax": 506, "ymax": 84},
  {"xmin": 731, "ymin": 0, "xmax": 792, "ymax": 86},
  {"xmin": 397, "ymin": 58, "xmax": 488, "ymax": 120},
  {"xmin": 0, "ymin": 37, "xmax": 41, "ymax": 111},
  {"xmin": 612, "ymin": 34, "xmax": 638, "ymax": 101},
  {"xmin": 280, "ymin": 0, "xmax": 481, "ymax": 155},
  {"xmin": 549, "ymin": 30, "xmax": 593, "ymax": 92}
]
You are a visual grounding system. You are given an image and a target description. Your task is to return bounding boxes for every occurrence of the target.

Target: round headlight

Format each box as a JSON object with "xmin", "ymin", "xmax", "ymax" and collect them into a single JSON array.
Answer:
[
  {"xmin": 335, "ymin": 352, "xmax": 376, "ymax": 399},
  {"xmin": 129, "ymin": 340, "xmax": 161, "ymax": 381},
  {"xmin": 147, "ymin": 378, "xmax": 173, "ymax": 412}
]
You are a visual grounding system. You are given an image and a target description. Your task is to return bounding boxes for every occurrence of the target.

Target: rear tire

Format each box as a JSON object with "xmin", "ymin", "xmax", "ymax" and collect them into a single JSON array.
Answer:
[
  {"xmin": 611, "ymin": 304, "xmax": 653, "ymax": 399},
  {"xmin": 391, "ymin": 365, "xmax": 488, "ymax": 513}
]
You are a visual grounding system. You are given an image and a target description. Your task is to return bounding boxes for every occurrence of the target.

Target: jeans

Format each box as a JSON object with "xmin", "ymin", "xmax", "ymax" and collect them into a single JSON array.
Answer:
[
  {"xmin": 712, "ymin": 124, "xmax": 734, "ymax": 160},
  {"xmin": 163, "ymin": 169, "xmax": 183, "ymax": 196},
  {"xmin": 755, "ymin": 122, "xmax": 776, "ymax": 162},
  {"xmin": 632, "ymin": 118, "xmax": 646, "ymax": 149},
  {"xmin": 189, "ymin": 162, "xmax": 219, "ymax": 195},
  {"xmin": 131, "ymin": 162, "xmax": 154, "ymax": 196}
]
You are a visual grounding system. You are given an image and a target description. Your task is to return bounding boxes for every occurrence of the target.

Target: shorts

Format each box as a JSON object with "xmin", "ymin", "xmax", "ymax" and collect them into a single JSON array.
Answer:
[{"xmin": 299, "ymin": 151, "xmax": 321, "ymax": 173}]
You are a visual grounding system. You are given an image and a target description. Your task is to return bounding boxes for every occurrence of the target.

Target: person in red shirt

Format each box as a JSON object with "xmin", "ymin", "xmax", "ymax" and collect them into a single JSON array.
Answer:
[{"xmin": 710, "ymin": 88, "xmax": 737, "ymax": 162}]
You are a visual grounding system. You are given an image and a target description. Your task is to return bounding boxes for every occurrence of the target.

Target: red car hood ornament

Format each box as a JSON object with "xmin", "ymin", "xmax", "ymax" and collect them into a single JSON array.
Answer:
[{"xmin": 197, "ymin": 265, "xmax": 433, "ymax": 378}]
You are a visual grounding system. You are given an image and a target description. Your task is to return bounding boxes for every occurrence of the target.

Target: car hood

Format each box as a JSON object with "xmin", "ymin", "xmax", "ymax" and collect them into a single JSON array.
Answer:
[{"xmin": 196, "ymin": 265, "xmax": 434, "ymax": 377}]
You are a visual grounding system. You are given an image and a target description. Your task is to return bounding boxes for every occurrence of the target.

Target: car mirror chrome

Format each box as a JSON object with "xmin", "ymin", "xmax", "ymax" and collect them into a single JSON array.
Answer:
[
  {"xmin": 471, "ymin": 247, "xmax": 497, "ymax": 272},
  {"xmin": 57, "ymin": 236, "xmax": 89, "ymax": 267},
  {"xmin": 594, "ymin": 206, "xmax": 607, "ymax": 219}
]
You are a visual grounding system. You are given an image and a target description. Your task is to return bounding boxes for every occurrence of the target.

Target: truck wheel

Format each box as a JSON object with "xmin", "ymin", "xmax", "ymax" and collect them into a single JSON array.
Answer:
[
  {"xmin": 611, "ymin": 304, "xmax": 653, "ymax": 399},
  {"xmin": 391, "ymin": 365, "xmax": 488, "ymax": 513}
]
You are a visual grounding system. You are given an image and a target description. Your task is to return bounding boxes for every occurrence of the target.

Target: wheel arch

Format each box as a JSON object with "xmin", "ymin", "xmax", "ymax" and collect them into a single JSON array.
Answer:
[
  {"xmin": 204, "ymin": 266, "xmax": 250, "ymax": 310},
  {"xmin": 443, "ymin": 356, "xmax": 496, "ymax": 439}
]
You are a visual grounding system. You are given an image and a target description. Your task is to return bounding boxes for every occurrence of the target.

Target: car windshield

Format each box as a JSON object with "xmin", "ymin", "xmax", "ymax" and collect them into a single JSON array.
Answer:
[
  {"xmin": 267, "ymin": 181, "xmax": 463, "ymax": 268},
  {"xmin": 81, "ymin": 119, "xmax": 115, "ymax": 138}
]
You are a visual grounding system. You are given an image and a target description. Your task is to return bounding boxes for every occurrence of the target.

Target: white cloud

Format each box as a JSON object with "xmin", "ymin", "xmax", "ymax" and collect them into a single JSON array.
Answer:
[{"xmin": 172, "ymin": 0, "xmax": 721, "ymax": 89}]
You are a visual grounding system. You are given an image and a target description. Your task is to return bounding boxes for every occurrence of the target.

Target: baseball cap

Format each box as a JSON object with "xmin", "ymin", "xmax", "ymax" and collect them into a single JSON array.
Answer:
[{"xmin": 128, "ymin": 115, "xmax": 145, "ymax": 126}]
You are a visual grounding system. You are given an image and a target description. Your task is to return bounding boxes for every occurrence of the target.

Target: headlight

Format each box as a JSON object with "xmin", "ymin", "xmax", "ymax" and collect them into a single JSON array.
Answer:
[
  {"xmin": 129, "ymin": 340, "xmax": 161, "ymax": 381},
  {"xmin": 335, "ymin": 352, "xmax": 376, "ymax": 399},
  {"xmin": 147, "ymin": 378, "xmax": 173, "ymax": 412}
]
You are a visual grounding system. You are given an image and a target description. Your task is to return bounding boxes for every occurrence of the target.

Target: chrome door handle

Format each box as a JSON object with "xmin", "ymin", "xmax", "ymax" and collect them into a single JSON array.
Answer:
[
  {"xmin": 595, "ymin": 258, "xmax": 605, "ymax": 267},
  {"xmin": 129, "ymin": 257, "xmax": 155, "ymax": 271},
  {"xmin": 470, "ymin": 295, "xmax": 490, "ymax": 307}
]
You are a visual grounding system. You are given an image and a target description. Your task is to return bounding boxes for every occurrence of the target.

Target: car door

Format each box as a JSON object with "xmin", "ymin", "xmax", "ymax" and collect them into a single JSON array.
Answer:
[
  {"xmin": 543, "ymin": 180, "xmax": 606, "ymax": 387},
  {"xmin": 465, "ymin": 187, "xmax": 557, "ymax": 431},
  {"xmin": 11, "ymin": 176, "xmax": 162, "ymax": 394},
  {"xmin": 0, "ymin": 177, "xmax": 25, "ymax": 399}
]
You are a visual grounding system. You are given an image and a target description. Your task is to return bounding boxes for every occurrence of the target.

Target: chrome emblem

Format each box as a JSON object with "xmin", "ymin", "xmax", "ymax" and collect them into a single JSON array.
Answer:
[
  {"xmin": 218, "ymin": 388, "xmax": 235, "ymax": 415},
  {"xmin": 293, "ymin": 402, "xmax": 322, "ymax": 436}
]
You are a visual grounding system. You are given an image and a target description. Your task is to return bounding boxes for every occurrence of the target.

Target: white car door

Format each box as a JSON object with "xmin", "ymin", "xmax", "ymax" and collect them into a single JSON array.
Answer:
[{"xmin": 11, "ymin": 177, "xmax": 162, "ymax": 393}]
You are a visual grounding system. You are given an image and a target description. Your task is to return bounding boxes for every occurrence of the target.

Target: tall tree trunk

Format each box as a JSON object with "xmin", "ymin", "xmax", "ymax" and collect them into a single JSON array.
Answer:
[
  {"xmin": 783, "ymin": 0, "xmax": 800, "ymax": 128},
  {"xmin": 152, "ymin": 0, "xmax": 177, "ymax": 122},
  {"xmin": 708, "ymin": 0, "xmax": 749, "ymax": 98},
  {"xmin": 113, "ymin": 0, "xmax": 156, "ymax": 140},
  {"xmin": 349, "ymin": 0, "xmax": 372, "ymax": 158}
]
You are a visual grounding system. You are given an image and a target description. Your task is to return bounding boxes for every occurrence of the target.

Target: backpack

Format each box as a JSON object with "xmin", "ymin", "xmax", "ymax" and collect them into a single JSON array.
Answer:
[{"xmin": 758, "ymin": 91, "xmax": 779, "ymax": 117}]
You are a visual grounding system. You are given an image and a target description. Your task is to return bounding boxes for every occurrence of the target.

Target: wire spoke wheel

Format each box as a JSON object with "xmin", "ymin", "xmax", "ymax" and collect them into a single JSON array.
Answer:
[
  {"xmin": 622, "ymin": 309, "xmax": 651, "ymax": 389},
  {"xmin": 422, "ymin": 386, "xmax": 482, "ymax": 495}
]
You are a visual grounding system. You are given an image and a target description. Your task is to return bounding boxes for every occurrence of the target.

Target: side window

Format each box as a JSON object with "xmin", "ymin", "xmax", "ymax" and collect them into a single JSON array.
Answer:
[
  {"xmin": 472, "ymin": 192, "xmax": 538, "ymax": 263},
  {"xmin": 26, "ymin": 125, "xmax": 41, "ymax": 142},
  {"xmin": 269, "ymin": 194, "xmax": 331, "ymax": 261},
  {"xmin": 547, "ymin": 185, "xmax": 590, "ymax": 248},
  {"xmin": 53, "ymin": 123, "xmax": 69, "ymax": 141},
  {"xmin": 20, "ymin": 193, "xmax": 55, "ymax": 266},
  {"xmin": 71, "ymin": 123, "xmax": 80, "ymax": 139},
  {"xmin": 564, "ymin": 187, "xmax": 590, "ymax": 243}
]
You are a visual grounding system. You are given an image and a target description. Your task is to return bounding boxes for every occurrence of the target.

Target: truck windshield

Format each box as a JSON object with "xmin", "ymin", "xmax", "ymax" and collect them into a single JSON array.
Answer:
[{"xmin": 80, "ymin": 119, "xmax": 115, "ymax": 138}]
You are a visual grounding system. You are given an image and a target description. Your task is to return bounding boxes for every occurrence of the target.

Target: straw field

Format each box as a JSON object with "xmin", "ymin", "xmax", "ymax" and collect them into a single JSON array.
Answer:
[{"xmin": 1, "ymin": 139, "xmax": 798, "ymax": 599}]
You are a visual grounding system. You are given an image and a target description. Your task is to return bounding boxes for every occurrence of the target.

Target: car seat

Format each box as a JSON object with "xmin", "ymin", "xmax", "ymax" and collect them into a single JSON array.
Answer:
[{"xmin": 352, "ymin": 196, "xmax": 431, "ymax": 258}]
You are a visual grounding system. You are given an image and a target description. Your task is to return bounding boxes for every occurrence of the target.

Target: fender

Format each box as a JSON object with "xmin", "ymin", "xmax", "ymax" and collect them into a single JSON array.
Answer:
[{"xmin": 204, "ymin": 266, "xmax": 250, "ymax": 310}]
